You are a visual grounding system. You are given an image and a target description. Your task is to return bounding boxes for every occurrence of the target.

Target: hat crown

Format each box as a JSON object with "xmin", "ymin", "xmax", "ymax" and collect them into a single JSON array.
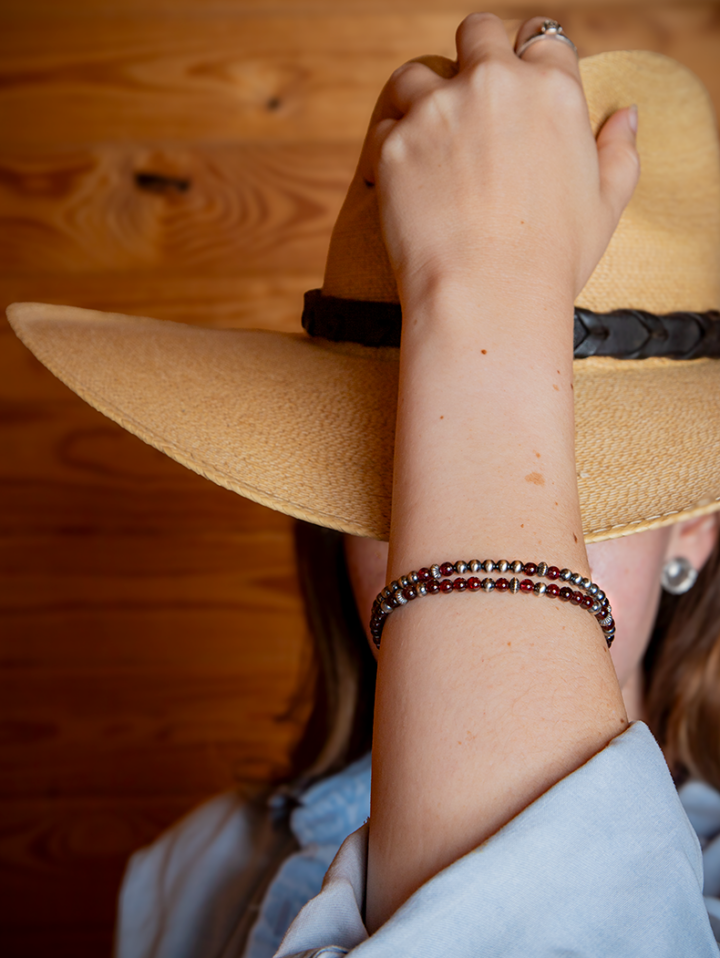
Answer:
[{"xmin": 322, "ymin": 50, "xmax": 720, "ymax": 314}]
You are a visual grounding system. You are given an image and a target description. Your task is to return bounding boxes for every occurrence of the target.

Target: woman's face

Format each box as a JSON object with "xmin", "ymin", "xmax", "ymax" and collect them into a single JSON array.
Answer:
[{"xmin": 344, "ymin": 516, "xmax": 717, "ymax": 716}]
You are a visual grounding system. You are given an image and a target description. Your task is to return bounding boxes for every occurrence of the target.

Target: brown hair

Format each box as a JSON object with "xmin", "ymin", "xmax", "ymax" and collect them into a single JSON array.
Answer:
[
  {"xmin": 288, "ymin": 520, "xmax": 376, "ymax": 784},
  {"xmin": 645, "ymin": 522, "xmax": 720, "ymax": 790}
]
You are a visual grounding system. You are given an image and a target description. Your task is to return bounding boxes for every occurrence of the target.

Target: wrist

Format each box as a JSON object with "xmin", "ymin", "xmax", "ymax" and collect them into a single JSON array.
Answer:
[{"xmin": 397, "ymin": 263, "xmax": 576, "ymax": 337}]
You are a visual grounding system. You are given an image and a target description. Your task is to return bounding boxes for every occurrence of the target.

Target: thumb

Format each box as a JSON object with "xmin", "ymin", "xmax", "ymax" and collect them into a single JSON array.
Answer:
[{"xmin": 596, "ymin": 105, "xmax": 640, "ymax": 228}]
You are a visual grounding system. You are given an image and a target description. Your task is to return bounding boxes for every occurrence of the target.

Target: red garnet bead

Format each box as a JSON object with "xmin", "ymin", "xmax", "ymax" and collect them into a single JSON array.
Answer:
[
  {"xmin": 402, "ymin": 586, "xmax": 418, "ymax": 601},
  {"xmin": 546, "ymin": 583, "xmax": 560, "ymax": 597},
  {"xmin": 559, "ymin": 587, "xmax": 573, "ymax": 601},
  {"xmin": 519, "ymin": 579, "xmax": 534, "ymax": 593},
  {"xmin": 426, "ymin": 579, "xmax": 440, "ymax": 594},
  {"xmin": 440, "ymin": 562, "xmax": 455, "ymax": 577},
  {"xmin": 440, "ymin": 580, "xmax": 454, "ymax": 594},
  {"xmin": 523, "ymin": 563, "xmax": 537, "ymax": 575},
  {"xmin": 546, "ymin": 566, "xmax": 561, "ymax": 580},
  {"xmin": 582, "ymin": 596, "xmax": 594, "ymax": 609},
  {"xmin": 453, "ymin": 577, "xmax": 467, "ymax": 591},
  {"xmin": 495, "ymin": 578, "xmax": 509, "ymax": 591},
  {"xmin": 417, "ymin": 568, "xmax": 432, "ymax": 581},
  {"xmin": 571, "ymin": 591, "xmax": 584, "ymax": 605},
  {"xmin": 467, "ymin": 576, "xmax": 481, "ymax": 591}
]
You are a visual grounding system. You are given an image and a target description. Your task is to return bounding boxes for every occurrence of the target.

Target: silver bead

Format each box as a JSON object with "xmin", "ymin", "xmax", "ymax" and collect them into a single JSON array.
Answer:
[
  {"xmin": 417, "ymin": 582, "xmax": 427, "ymax": 596},
  {"xmin": 510, "ymin": 577, "xmax": 520, "ymax": 593},
  {"xmin": 400, "ymin": 575, "xmax": 410, "ymax": 588},
  {"xmin": 410, "ymin": 570, "xmax": 419, "ymax": 583},
  {"xmin": 534, "ymin": 582, "xmax": 547, "ymax": 595},
  {"xmin": 455, "ymin": 560, "xmax": 467, "ymax": 574},
  {"xmin": 430, "ymin": 564, "xmax": 441, "ymax": 579},
  {"xmin": 511, "ymin": 561, "xmax": 524, "ymax": 574},
  {"xmin": 381, "ymin": 601, "xmax": 394, "ymax": 613},
  {"xmin": 394, "ymin": 590, "xmax": 408, "ymax": 605},
  {"xmin": 595, "ymin": 590, "xmax": 605, "ymax": 603},
  {"xmin": 484, "ymin": 559, "xmax": 495, "ymax": 573},
  {"xmin": 497, "ymin": 559, "xmax": 509, "ymax": 573},
  {"xmin": 560, "ymin": 568, "xmax": 573, "ymax": 581},
  {"xmin": 382, "ymin": 586, "xmax": 393, "ymax": 599},
  {"xmin": 537, "ymin": 561, "xmax": 548, "ymax": 576},
  {"xmin": 572, "ymin": 572, "xmax": 584, "ymax": 586},
  {"xmin": 590, "ymin": 600, "xmax": 601, "ymax": 614},
  {"xmin": 482, "ymin": 578, "xmax": 495, "ymax": 592},
  {"xmin": 469, "ymin": 559, "xmax": 481, "ymax": 573},
  {"xmin": 581, "ymin": 577, "xmax": 592, "ymax": 590}
]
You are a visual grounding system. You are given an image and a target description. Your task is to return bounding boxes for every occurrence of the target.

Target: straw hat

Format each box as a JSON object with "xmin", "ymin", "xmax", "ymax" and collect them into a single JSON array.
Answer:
[{"xmin": 6, "ymin": 50, "xmax": 720, "ymax": 542}]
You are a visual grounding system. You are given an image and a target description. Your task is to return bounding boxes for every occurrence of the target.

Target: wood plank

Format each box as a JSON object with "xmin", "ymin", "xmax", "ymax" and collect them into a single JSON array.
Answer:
[
  {"xmin": 0, "ymin": 14, "xmax": 458, "ymax": 147},
  {"xmin": 0, "ymin": 272, "xmax": 313, "ymax": 331},
  {"xmin": 0, "ymin": 795, "xmax": 214, "ymax": 958},
  {"xmin": 0, "ymin": 0, "xmax": 680, "ymax": 19},
  {"xmin": 0, "ymin": 540, "xmax": 303, "ymax": 635},
  {"xmin": 0, "ymin": 666, "xmax": 311, "ymax": 797},
  {"xmin": 0, "ymin": 797, "xmax": 212, "ymax": 918},
  {"xmin": 0, "ymin": 144, "xmax": 356, "ymax": 273},
  {"xmin": 3, "ymin": 7, "xmax": 716, "ymax": 149}
]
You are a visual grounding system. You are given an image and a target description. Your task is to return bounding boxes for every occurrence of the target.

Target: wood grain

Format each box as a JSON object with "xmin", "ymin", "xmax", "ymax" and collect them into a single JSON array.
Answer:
[
  {"xmin": 0, "ymin": 274, "xmax": 313, "ymax": 331},
  {"xmin": 0, "ymin": 144, "xmax": 356, "ymax": 273},
  {"xmin": 3, "ymin": 7, "xmax": 719, "ymax": 148},
  {"xmin": 0, "ymin": 0, "xmax": 684, "ymax": 18}
]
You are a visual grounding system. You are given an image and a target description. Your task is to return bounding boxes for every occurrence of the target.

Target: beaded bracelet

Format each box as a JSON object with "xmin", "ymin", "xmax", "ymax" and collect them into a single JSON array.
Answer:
[{"xmin": 370, "ymin": 560, "xmax": 615, "ymax": 650}]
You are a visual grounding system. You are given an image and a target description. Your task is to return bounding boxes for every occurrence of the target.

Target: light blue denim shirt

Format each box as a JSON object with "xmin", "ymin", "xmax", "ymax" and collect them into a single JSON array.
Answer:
[{"xmin": 116, "ymin": 723, "xmax": 720, "ymax": 958}]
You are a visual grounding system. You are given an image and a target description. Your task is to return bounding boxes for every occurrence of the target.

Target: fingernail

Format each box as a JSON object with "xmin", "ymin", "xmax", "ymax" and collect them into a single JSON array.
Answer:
[{"xmin": 628, "ymin": 104, "xmax": 638, "ymax": 135}]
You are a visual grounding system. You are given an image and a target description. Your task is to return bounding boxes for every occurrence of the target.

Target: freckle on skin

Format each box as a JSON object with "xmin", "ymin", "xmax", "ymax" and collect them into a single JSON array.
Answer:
[
  {"xmin": 553, "ymin": 384, "xmax": 559, "ymax": 391},
  {"xmin": 481, "ymin": 349, "xmax": 487, "ymax": 355},
  {"xmin": 440, "ymin": 415, "xmax": 444, "ymax": 419},
  {"xmin": 525, "ymin": 472, "xmax": 545, "ymax": 486},
  {"xmin": 535, "ymin": 452, "xmax": 541, "ymax": 458},
  {"xmin": 573, "ymin": 533, "xmax": 578, "ymax": 543}
]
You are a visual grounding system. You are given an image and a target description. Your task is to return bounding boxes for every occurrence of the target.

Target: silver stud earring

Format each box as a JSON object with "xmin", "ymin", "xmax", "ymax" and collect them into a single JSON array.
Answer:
[{"xmin": 661, "ymin": 556, "xmax": 698, "ymax": 595}]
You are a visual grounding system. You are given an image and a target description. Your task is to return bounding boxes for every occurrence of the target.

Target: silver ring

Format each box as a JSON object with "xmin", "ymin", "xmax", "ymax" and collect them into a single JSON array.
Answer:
[{"xmin": 516, "ymin": 19, "xmax": 577, "ymax": 58}]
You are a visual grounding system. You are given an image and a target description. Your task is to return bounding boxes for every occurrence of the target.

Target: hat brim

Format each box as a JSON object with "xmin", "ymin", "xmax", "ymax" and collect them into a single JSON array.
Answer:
[{"xmin": 7, "ymin": 302, "xmax": 720, "ymax": 542}]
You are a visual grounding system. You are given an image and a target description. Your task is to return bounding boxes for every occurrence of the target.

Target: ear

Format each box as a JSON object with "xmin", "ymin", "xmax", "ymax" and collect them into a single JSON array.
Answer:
[{"xmin": 664, "ymin": 514, "xmax": 719, "ymax": 571}]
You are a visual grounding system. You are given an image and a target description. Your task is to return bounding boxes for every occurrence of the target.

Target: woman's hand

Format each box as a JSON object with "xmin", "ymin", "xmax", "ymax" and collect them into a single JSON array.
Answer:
[{"xmin": 364, "ymin": 13, "xmax": 639, "ymax": 311}]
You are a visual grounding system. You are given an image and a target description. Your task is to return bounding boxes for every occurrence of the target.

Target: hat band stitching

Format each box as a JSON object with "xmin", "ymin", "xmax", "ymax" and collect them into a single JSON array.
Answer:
[{"xmin": 302, "ymin": 289, "xmax": 720, "ymax": 361}]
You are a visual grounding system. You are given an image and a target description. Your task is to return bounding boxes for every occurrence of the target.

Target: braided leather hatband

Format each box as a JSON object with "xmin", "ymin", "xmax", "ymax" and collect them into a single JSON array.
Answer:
[{"xmin": 302, "ymin": 289, "xmax": 720, "ymax": 360}]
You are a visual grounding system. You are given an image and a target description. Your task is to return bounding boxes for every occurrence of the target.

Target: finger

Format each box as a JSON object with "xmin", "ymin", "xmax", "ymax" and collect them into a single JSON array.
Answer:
[
  {"xmin": 359, "ymin": 57, "xmax": 451, "ymax": 185},
  {"xmin": 455, "ymin": 12, "xmax": 514, "ymax": 70},
  {"xmin": 596, "ymin": 105, "xmax": 640, "ymax": 227},
  {"xmin": 383, "ymin": 59, "xmax": 444, "ymax": 117},
  {"xmin": 360, "ymin": 118, "xmax": 398, "ymax": 185},
  {"xmin": 515, "ymin": 16, "xmax": 580, "ymax": 79}
]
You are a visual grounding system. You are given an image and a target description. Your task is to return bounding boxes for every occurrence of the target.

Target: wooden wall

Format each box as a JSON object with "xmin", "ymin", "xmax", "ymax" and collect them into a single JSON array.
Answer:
[{"xmin": 1, "ymin": 2, "xmax": 719, "ymax": 955}]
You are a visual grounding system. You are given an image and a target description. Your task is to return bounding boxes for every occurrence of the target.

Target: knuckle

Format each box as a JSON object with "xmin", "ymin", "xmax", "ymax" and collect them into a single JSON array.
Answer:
[
  {"xmin": 388, "ymin": 60, "xmax": 419, "ymax": 85},
  {"xmin": 378, "ymin": 127, "xmax": 407, "ymax": 168},
  {"xmin": 468, "ymin": 56, "xmax": 517, "ymax": 93},
  {"xmin": 541, "ymin": 68, "xmax": 585, "ymax": 110},
  {"xmin": 457, "ymin": 11, "xmax": 500, "ymax": 37}
]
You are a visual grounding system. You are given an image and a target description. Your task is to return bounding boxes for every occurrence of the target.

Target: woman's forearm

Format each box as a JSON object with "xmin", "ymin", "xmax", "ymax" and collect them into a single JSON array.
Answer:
[{"xmin": 366, "ymin": 280, "xmax": 627, "ymax": 930}]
